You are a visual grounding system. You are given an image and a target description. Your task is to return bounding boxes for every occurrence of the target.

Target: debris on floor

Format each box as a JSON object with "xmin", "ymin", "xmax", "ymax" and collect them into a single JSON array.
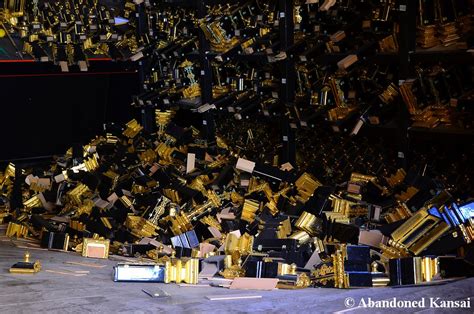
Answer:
[
  {"xmin": 1, "ymin": 118, "xmax": 473, "ymax": 289},
  {"xmin": 9, "ymin": 251, "xmax": 41, "ymax": 274},
  {"xmin": 206, "ymin": 295, "xmax": 262, "ymax": 301},
  {"xmin": 142, "ymin": 288, "xmax": 171, "ymax": 299}
]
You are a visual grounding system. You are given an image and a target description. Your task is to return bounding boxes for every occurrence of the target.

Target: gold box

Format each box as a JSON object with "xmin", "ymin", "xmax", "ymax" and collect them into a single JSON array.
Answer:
[{"xmin": 82, "ymin": 238, "xmax": 110, "ymax": 259}]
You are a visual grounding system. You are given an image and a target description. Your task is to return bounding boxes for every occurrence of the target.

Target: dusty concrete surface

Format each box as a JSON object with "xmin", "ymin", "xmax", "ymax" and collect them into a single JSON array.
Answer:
[{"xmin": 0, "ymin": 240, "xmax": 473, "ymax": 313}]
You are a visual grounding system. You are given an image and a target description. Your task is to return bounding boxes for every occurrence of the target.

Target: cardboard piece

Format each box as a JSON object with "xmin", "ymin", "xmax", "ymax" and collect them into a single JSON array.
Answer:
[
  {"xmin": 186, "ymin": 153, "xmax": 196, "ymax": 174},
  {"xmin": 229, "ymin": 277, "xmax": 278, "ymax": 290},
  {"xmin": 236, "ymin": 158, "xmax": 256, "ymax": 173},
  {"xmin": 358, "ymin": 230, "xmax": 387, "ymax": 249}
]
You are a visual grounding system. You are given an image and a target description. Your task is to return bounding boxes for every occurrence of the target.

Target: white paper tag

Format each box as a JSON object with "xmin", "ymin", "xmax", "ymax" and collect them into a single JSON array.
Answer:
[
  {"xmin": 186, "ymin": 153, "xmax": 196, "ymax": 174},
  {"xmin": 236, "ymin": 158, "xmax": 256, "ymax": 173}
]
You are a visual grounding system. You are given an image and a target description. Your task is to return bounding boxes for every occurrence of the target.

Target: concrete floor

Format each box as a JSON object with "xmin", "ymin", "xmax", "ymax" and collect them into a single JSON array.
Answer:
[{"xmin": 0, "ymin": 239, "xmax": 473, "ymax": 314}]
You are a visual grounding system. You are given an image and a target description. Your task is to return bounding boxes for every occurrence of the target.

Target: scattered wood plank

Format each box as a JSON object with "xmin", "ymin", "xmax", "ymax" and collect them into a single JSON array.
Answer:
[
  {"xmin": 178, "ymin": 284, "xmax": 210, "ymax": 287},
  {"xmin": 57, "ymin": 268, "xmax": 90, "ymax": 274},
  {"xmin": 206, "ymin": 295, "xmax": 262, "ymax": 301},
  {"xmin": 14, "ymin": 245, "xmax": 48, "ymax": 251},
  {"xmin": 45, "ymin": 270, "xmax": 87, "ymax": 277},
  {"xmin": 64, "ymin": 261, "xmax": 107, "ymax": 268}
]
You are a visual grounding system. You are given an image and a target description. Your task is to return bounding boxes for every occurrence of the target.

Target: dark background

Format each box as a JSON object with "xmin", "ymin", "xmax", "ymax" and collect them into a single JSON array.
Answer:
[{"xmin": 0, "ymin": 60, "xmax": 139, "ymax": 161}]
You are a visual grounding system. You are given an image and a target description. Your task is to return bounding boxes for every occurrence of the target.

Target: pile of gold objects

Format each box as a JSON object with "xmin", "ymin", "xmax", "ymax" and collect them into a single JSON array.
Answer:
[
  {"xmin": 0, "ymin": 0, "xmax": 138, "ymax": 68},
  {"xmin": 1, "ymin": 115, "xmax": 473, "ymax": 289}
]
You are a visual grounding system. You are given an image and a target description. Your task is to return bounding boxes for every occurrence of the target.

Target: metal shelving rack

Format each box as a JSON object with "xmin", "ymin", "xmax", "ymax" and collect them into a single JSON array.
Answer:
[
  {"xmin": 279, "ymin": 0, "xmax": 296, "ymax": 166},
  {"xmin": 397, "ymin": 0, "xmax": 474, "ymax": 167},
  {"xmin": 136, "ymin": 0, "xmax": 300, "ymax": 160},
  {"xmin": 137, "ymin": 0, "xmax": 474, "ymax": 171}
]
